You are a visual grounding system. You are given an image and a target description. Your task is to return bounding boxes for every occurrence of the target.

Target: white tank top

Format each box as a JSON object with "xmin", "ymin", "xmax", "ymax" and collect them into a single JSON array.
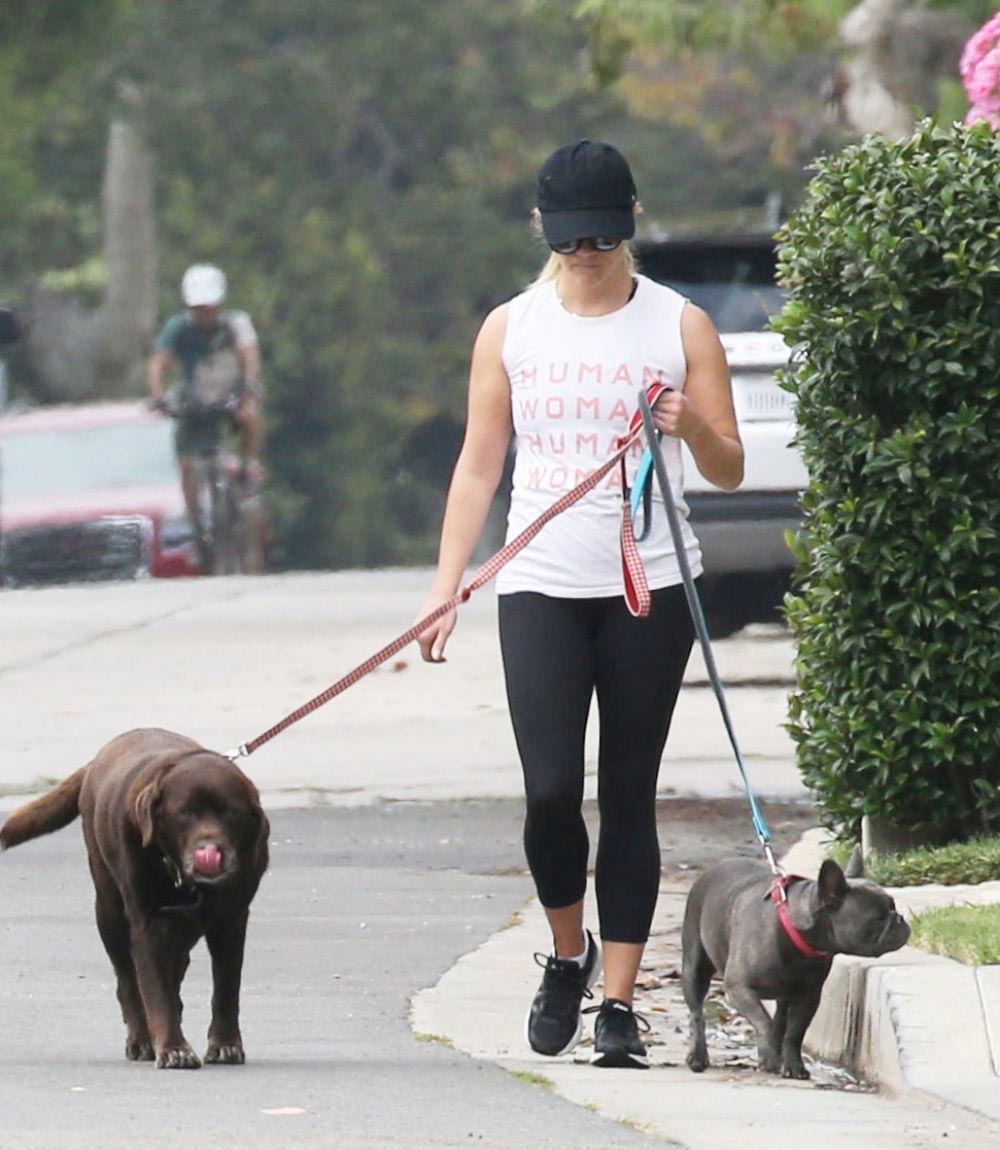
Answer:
[{"xmin": 496, "ymin": 273, "xmax": 702, "ymax": 598}]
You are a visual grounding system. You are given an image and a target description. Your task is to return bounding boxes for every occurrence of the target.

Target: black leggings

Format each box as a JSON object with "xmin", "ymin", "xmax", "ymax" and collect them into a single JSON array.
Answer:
[{"xmin": 498, "ymin": 586, "xmax": 695, "ymax": 944}]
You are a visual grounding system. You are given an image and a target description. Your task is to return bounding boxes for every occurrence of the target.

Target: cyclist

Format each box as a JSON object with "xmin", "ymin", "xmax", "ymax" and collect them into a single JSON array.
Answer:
[{"xmin": 147, "ymin": 264, "xmax": 265, "ymax": 566}]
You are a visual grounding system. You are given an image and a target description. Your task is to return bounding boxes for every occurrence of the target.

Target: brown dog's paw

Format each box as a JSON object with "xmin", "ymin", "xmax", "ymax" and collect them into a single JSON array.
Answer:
[
  {"xmin": 204, "ymin": 1041, "xmax": 245, "ymax": 1065},
  {"xmin": 156, "ymin": 1044, "xmax": 202, "ymax": 1069},
  {"xmin": 125, "ymin": 1038, "xmax": 155, "ymax": 1062}
]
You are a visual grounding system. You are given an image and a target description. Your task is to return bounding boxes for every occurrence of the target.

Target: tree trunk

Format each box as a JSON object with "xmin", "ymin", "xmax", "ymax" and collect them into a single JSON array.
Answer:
[
  {"xmin": 25, "ymin": 93, "xmax": 158, "ymax": 402},
  {"xmin": 97, "ymin": 95, "xmax": 157, "ymax": 395},
  {"xmin": 833, "ymin": 0, "xmax": 973, "ymax": 139}
]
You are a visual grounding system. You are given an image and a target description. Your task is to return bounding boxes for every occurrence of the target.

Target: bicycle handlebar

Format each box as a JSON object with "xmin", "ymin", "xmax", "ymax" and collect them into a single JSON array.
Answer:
[{"xmin": 152, "ymin": 390, "xmax": 241, "ymax": 419}]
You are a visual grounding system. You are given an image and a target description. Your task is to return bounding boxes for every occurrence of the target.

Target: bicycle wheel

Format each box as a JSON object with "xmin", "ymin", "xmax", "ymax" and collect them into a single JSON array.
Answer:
[
  {"xmin": 209, "ymin": 469, "xmax": 242, "ymax": 575},
  {"xmin": 192, "ymin": 458, "xmax": 216, "ymax": 574}
]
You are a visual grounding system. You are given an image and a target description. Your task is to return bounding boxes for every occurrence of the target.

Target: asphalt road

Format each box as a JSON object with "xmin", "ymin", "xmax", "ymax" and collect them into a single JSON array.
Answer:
[{"xmin": 0, "ymin": 797, "xmax": 814, "ymax": 1150}]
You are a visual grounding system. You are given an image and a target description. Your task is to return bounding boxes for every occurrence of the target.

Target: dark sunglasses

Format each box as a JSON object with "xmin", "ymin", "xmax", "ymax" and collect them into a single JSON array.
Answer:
[{"xmin": 548, "ymin": 237, "xmax": 623, "ymax": 255}]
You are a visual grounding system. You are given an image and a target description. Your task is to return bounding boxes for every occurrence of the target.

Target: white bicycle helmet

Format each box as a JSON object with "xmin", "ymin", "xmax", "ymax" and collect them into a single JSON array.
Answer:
[{"xmin": 181, "ymin": 263, "xmax": 227, "ymax": 307}]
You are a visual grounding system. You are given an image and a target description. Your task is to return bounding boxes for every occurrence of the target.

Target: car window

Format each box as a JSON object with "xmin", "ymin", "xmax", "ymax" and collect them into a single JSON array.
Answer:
[
  {"xmin": 635, "ymin": 238, "xmax": 785, "ymax": 332},
  {"xmin": 656, "ymin": 280, "xmax": 785, "ymax": 332},
  {"xmin": 0, "ymin": 422, "xmax": 177, "ymax": 498}
]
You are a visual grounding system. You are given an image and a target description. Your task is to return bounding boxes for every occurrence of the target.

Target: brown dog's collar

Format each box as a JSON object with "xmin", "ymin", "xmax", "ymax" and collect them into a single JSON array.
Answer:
[
  {"xmin": 768, "ymin": 875, "xmax": 829, "ymax": 959},
  {"xmin": 162, "ymin": 854, "xmax": 184, "ymax": 888},
  {"xmin": 157, "ymin": 853, "xmax": 205, "ymax": 916}
]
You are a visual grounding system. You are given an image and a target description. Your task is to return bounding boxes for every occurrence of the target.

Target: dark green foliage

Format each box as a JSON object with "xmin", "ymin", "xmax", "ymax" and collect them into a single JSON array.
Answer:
[
  {"xmin": 773, "ymin": 120, "xmax": 1000, "ymax": 842},
  {"xmin": 126, "ymin": 0, "xmax": 612, "ymax": 568},
  {"xmin": 0, "ymin": 1, "xmax": 843, "ymax": 568},
  {"xmin": 1, "ymin": 1, "xmax": 617, "ymax": 566}
]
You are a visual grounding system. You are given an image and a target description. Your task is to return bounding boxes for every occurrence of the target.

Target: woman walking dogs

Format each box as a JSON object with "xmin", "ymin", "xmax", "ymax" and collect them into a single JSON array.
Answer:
[{"xmin": 418, "ymin": 141, "xmax": 742, "ymax": 1068}]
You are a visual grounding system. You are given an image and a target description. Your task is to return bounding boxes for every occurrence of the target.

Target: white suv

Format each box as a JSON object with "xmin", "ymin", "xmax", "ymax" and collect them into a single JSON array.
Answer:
[{"xmin": 636, "ymin": 236, "xmax": 804, "ymax": 634}]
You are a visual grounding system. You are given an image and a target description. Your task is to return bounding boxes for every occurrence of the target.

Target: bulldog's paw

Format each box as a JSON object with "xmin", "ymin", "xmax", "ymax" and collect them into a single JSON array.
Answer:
[{"xmin": 781, "ymin": 1061, "xmax": 811, "ymax": 1080}]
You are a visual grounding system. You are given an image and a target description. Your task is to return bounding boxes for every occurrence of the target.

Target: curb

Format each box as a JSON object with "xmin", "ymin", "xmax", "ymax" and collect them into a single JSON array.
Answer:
[
  {"xmin": 808, "ymin": 950, "xmax": 1000, "ymax": 1122},
  {"xmin": 787, "ymin": 829, "xmax": 1000, "ymax": 1122}
]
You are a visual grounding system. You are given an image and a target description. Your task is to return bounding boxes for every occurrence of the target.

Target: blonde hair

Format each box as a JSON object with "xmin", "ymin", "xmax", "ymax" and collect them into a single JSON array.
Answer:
[
  {"xmin": 529, "ymin": 246, "xmax": 637, "ymax": 288},
  {"xmin": 527, "ymin": 207, "xmax": 639, "ymax": 288}
]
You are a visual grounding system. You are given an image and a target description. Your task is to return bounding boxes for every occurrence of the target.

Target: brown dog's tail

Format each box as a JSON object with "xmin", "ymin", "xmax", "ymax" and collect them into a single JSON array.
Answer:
[{"xmin": 0, "ymin": 768, "xmax": 86, "ymax": 850}]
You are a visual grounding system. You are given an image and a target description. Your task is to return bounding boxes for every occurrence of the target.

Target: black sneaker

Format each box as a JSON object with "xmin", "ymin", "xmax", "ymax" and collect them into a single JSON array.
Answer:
[
  {"xmin": 589, "ymin": 998, "xmax": 650, "ymax": 1069},
  {"xmin": 525, "ymin": 930, "xmax": 602, "ymax": 1056}
]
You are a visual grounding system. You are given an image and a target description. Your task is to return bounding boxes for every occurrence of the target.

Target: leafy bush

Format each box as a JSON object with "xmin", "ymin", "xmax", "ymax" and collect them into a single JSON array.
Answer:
[{"xmin": 773, "ymin": 120, "xmax": 1000, "ymax": 842}]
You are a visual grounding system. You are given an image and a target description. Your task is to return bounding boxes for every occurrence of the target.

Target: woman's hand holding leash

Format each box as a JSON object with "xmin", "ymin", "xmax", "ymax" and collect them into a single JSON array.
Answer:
[
  {"xmin": 651, "ymin": 388, "xmax": 703, "ymax": 441},
  {"xmin": 416, "ymin": 595, "xmax": 458, "ymax": 663}
]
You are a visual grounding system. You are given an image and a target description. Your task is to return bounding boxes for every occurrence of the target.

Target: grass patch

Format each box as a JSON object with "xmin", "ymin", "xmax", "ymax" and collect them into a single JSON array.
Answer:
[
  {"xmin": 909, "ymin": 904, "xmax": 1000, "ymax": 966},
  {"xmin": 822, "ymin": 835, "xmax": 1000, "ymax": 966},
  {"xmin": 507, "ymin": 1069, "xmax": 554, "ymax": 1090},
  {"xmin": 866, "ymin": 837, "xmax": 1000, "ymax": 888},
  {"xmin": 413, "ymin": 1032, "xmax": 453, "ymax": 1048},
  {"xmin": 619, "ymin": 1118, "xmax": 653, "ymax": 1134}
]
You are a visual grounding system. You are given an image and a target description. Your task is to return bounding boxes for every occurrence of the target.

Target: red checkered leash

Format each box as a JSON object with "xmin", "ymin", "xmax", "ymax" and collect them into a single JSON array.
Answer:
[{"xmin": 227, "ymin": 383, "xmax": 669, "ymax": 761}]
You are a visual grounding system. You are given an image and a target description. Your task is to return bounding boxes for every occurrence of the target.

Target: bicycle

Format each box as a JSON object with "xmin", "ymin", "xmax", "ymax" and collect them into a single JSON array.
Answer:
[{"xmin": 157, "ymin": 391, "xmax": 247, "ymax": 576}]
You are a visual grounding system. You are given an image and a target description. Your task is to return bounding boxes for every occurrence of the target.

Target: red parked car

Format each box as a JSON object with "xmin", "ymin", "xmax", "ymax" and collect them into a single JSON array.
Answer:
[{"xmin": 0, "ymin": 400, "xmax": 200, "ymax": 586}]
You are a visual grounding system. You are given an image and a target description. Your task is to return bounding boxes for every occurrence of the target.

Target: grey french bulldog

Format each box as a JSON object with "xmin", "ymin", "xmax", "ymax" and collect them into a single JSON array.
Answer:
[{"xmin": 682, "ymin": 857, "xmax": 910, "ymax": 1079}]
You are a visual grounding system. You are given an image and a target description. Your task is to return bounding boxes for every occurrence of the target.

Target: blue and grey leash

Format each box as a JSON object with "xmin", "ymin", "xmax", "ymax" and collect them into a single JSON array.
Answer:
[{"xmin": 636, "ymin": 391, "xmax": 780, "ymax": 874}]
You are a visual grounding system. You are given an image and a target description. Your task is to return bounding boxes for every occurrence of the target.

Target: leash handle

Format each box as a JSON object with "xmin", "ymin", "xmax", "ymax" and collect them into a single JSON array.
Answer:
[{"xmin": 636, "ymin": 392, "xmax": 776, "ymax": 859}]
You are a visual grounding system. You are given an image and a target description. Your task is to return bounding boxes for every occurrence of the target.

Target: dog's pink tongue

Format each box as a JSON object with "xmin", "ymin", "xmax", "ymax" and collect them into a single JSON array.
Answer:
[{"xmin": 194, "ymin": 844, "xmax": 223, "ymax": 876}]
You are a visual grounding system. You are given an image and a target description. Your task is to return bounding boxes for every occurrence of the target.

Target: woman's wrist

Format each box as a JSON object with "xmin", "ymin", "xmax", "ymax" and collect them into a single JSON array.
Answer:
[{"xmin": 430, "ymin": 572, "xmax": 462, "ymax": 599}]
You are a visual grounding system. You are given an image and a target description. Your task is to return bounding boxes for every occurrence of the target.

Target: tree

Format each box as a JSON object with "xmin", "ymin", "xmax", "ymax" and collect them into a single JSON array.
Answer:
[
  {"xmin": 110, "ymin": 1, "xmax": 623, "ymax": 567},
  {"xmin": 831, "ymin": 0, "xmax": 985, "ymax": 138},
  {"xmin": 565, "ymin": 1, "xmax": 997, "ymax": 140}
]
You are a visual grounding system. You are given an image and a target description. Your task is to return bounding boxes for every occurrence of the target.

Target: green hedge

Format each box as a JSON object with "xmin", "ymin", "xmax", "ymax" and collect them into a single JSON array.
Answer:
[{"xmin": 773, "ymin": 120, "xmax": 1000, "ymax": 842}]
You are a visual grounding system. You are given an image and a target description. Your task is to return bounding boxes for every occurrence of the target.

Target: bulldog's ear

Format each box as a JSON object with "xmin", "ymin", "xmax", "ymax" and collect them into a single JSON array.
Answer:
[
  {"xmin": 817, "ymin": 858, "xmax": 850, "ymax": 909},
  {"xmin": 129, "ymin": 761, "xmax": 174, "ymax": 848}
]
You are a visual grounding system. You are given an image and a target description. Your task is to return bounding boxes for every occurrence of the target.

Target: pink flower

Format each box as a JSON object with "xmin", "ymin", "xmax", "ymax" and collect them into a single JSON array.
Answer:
[{"xmin": 961, "ymin": 11, "xmax": 1000, "ymax": 128}]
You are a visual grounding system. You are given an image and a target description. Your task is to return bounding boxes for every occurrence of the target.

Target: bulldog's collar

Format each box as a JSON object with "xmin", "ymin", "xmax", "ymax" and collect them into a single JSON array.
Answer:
[{"xmin": 768, "ymin": 874, "xmax": 830, "ymax": 959}]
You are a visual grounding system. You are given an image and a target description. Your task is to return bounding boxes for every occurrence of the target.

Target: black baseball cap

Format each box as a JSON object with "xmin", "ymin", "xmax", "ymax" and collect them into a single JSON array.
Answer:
[{"xmin": 536, "ymin": 140, "xmax": 637, "ymax": 245}]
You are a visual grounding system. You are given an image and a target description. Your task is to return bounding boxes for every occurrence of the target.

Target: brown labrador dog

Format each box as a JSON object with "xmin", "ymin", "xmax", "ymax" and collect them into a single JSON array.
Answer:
[{"xmin": 0, "ymin": 728, "xmax": 269, "ymax": 1069}]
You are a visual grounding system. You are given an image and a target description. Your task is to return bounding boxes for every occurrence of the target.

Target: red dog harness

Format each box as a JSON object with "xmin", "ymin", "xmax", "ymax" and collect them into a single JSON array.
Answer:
[{"xmin": 769, "ymin": 875, "xmax": 830, "ymax": 959}]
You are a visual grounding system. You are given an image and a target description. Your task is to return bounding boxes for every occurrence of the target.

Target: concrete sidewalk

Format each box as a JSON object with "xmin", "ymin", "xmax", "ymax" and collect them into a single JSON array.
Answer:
[
  {"xmin": 0, "ymin": 571, "xmax": 800, "ymax": 809},
  {"xmin": 412, "ymin": 828, "xmax": 1000, "ymax": 1147}
]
